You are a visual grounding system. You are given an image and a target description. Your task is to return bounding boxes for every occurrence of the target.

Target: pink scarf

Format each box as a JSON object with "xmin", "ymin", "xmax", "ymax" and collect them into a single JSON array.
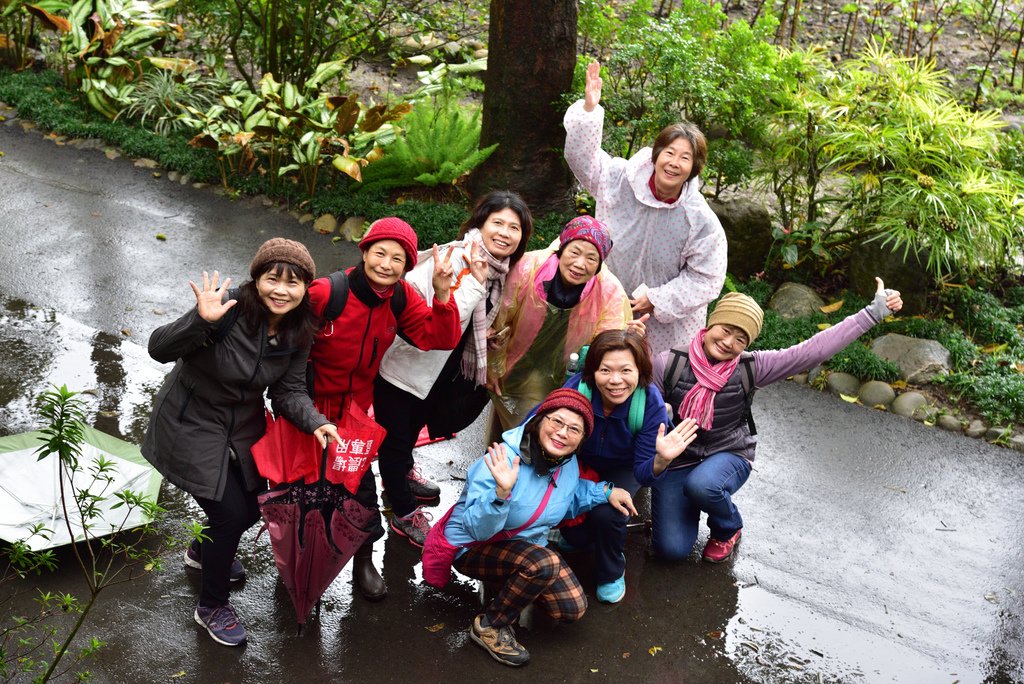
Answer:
[{"xmin": 678, "ymin": 328, "xmax": 740, "ymax": 430}]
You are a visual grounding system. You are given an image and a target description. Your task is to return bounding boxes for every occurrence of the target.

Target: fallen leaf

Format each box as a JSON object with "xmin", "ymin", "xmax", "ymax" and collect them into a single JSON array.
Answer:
[
  {"xmin": 740, "ymin": 641, "xmax": 760, "ymax": 652},
  {"xmin": 1012, "ymin": 362, "xmax": 1024, "ymax": 374},
  {"xmin": 621, "ymin": 652, "xmax": 630, "ymax": 658},
  {"xmin": 891, "ymin": 380, "xmax": 907, "ymax": 390},
  {"xmin": 156, "ymin": 234, "xmax": 167, "ymax": 241},
  {"xmin": 984, "ymin": 591, "xmax": 999, "ymax": 604},
  {"xmin": 171, "ymin": 672, "xmax": 186, "ymax": 679},
  {"xmin": 816, "ymin": 323, "xmax": 832, "ymax": 330},
  {"xmin": 883, "ymin": 485, "xmax": 907, "ymax": 494},
  {"xmin": 590, "ymin": 668, "xmax": 599, "ymax": 673},
  {"xmin": 425, "ymin": 623, "xmax": 444, "ymax": 633},
  {"xmin": 120, "ymin": 329, "xmax": 131, "ymax": 337},
  {"xmin": 90, "ymin": 211, "xmax": 102, "ymax": 218},
  {"xmin": 706, "ymin": 630, "xmax": 724, "ymax": 639},
  {"xmin": 153, "ymin": 172, "xmax": 162, "ymax": 178},
  {"xmin": 839, "ymin": 393, "xmax": 859, "ymax": 403},
  {"xmin": 820, "ymin": 300, "xmax": 844, "ymax": 313},
  {"xmin": 648, "ymin": 645, "xmax": 662, "ymax": 656},
  {"xmin": 981, "ymin": 342, "xmax": 1008, "ymax": 354}
]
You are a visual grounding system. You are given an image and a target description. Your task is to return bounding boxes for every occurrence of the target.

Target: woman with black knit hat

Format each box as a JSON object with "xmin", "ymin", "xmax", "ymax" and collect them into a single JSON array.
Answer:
[
  {"xmin": 641, "ymin": 277, "xmax": 903, "ymax": 564},
  {"xmin": 430, "ymin": 388, "xmax": 646, "ymax": 667},
  {"xmin": 143, "ymin": 238, "xmax": 341, "ymax": 647}
]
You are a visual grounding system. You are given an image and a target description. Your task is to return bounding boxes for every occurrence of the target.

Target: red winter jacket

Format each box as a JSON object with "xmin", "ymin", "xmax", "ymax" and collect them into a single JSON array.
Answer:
[{"xmin": 308, "ymin": 266, "xmax": 461, "ymax": 416}]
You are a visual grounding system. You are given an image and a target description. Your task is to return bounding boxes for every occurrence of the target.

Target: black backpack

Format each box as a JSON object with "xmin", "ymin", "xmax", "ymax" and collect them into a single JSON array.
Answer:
[
  {"xmin": 664, "ymin": 350, "xmax": 757, "ymax": 435},
  {"xmin": 211, "ymin": 269, "xmax": 408, "ymax": 343}
]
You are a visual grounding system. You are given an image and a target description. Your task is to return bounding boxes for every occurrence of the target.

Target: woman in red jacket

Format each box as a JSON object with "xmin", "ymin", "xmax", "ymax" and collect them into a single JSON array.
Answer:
[{"xmin": 306, "ymin": 217, "xmax": 479, "ymax": 600}]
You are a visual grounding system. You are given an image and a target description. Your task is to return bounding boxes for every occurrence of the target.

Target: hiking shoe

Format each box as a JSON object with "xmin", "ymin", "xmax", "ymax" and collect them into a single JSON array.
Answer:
[
  {"xmin": 596, "ymin": 575, "xmax": 626, "ymax": 604},
  {"xmin": 702, "ymin": 529, "xmax": 742, "ymax": 563},
  {"xmin": 469, "ymin": 614, "xmax": 530, "ymax": 667},
  {"xmin": 184, "ymin": 541, "xmax": 246, "ymax": 583},
  {"xmin": 194, "ymin": 603, "xmax": 247, "ymax": 647},
  {"xmin": 406, "ymin": 465, "xmax": 441, "ymax": 501},
  {"xmin": 389, "ymin": 506, "xmax": 432, "ymax": 548}
]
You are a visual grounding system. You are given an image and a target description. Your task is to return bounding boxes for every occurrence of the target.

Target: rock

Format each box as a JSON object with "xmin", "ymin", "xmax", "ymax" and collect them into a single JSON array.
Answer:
[
  {"xmin": 870, "ymin": 334, "xmax": 952, "ymax": 383},
  {"xmin": 846, "ymin": 239, "xmax": 934, "ymax": 315},
  {"xmin": 769, "ymin": 282, "xmax": 826, "ymax": 320},
  {"xmin": 440, "ymin": 41, "xmax": 462, "ymax": 57},
  {"xmin": 791, "ymin": 373, "xmax": 809, "ymax": 385},
  {"xmin": 858, "ymin": 380, "xmax": 896, "ymax": 407},
  {"xmin": 167, "ymin": 171, "xmax": 181, "ymax": 182},
  {"xmin": 912, "ymin": 404, "xmax": 938, "ymax": 423},
  {"xmin": 986, "ymin": 427, "xmax": 1010, "ymax": 441},
  {"xmin": 473, "ymin": 48, "xmax": 489, "ymax": 60},
  {"xmin": 708, "ymin": 198, "xmax": 773, "ymax": 278},
  {"xmin": 340, "ymin": 216, "xmax": 368, "ymax": 241},
  {"xmin": 313, "ymin": 214, "xmax": 338, "ymax": 235},
  {"xmin": 133, "ymin": 158, "xmax": 159, "ymax": 169},
  {"xmin": 465, "ymin": 39, "xmax": 486, "ymax": 51},
  {"xmin": 891, "ymin": 391, "xmax": 927, "ymax": 418},
  {"xmin": 104, "ymin": 148, "xmax": 121, "ymax": 160},
  {"xmin": 298, "ymin": 213, "xmax": 315, "ymax": 224},
  {"xmin": 1009, "ymin": 434, "xmax": 1024, "ymax": 453},
  {"xmin": 826, "ymin": 372, "xmax": 860, "ymax": 398},
  {"xmin": 192, "ymin": 182, "xmax": 208, "ymax": 189},
  {"xmin": 965, "ymin": 419, "xmax": 987, "ymax": 438},
  {"xmin": 808, "ymin": 364, "xmax": 826, "ymax": 385},
  {"xmin": 937, "ymin": 414, "xmax": 963, "ymax": 432},
  {"xmin": 180, "ymin": 174, "xmax": 191, "ymax": 185},
  {"xmin": 1002, "ymin": 114, "xmax": 1024, "ymax": 132}
]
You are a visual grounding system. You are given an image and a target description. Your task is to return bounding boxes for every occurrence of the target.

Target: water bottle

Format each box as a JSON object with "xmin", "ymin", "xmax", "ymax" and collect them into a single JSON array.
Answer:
[{"xmin": 567, "ymin": 352, "xmax": 580, "ymax": 374}]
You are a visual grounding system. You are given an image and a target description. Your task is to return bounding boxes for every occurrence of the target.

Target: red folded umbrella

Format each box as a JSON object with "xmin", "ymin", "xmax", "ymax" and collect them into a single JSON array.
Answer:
[{"xmin": 258, "ymin": 482, "xmax": 376, "ymax": 627}]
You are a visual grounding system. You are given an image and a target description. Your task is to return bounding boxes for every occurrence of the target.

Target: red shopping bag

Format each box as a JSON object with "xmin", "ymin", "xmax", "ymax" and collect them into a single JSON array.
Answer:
[
  {"xmin": 252, "ymin": 402, "xmax": 387, "ymax": 492},
  {"xmin": 251, "ymin": 411, "xmax": 321, "ymax": 486},
  {"xmin": 323, "ymin": 401, "xmax": 387, "ymax": 494}
]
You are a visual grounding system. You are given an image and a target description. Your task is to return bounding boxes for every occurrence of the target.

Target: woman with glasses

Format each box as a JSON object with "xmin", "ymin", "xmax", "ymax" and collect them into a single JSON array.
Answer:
[{"xmin": 437, "ymin": 389, "xmax": 645, "ymax": 667}]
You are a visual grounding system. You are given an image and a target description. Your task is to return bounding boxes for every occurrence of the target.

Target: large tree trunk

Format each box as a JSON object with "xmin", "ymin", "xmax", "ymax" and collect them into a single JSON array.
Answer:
[{"xmin": 468, "ymin": 1, "xmax": 577, "ymax": 217}]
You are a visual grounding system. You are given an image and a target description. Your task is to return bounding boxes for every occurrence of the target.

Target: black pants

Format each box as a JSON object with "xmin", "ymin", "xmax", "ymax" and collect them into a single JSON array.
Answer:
[
  {"xmin": 192, "ymin": 462, "xmax": 260, "ymax": 607},
  {"xmin": 559, "ymin": 462, "xmax": 641, "ymax": 584},
  {"xmin": 373, "ymin": 376, "xmax": 425, "ymax": 518}
]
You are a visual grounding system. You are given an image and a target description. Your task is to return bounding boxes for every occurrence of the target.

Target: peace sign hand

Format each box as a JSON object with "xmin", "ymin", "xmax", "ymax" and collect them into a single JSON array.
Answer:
[
  {"xmin": 431, "ymin": 244, "xmax": 455, "ymax": 304},
  {"xmin": 468, "ymin": 240, "xmax": 490, "ymax": 284},
  {"xmin": 189, "ymin": 271, "xmax": 236, "ymax": 323}
]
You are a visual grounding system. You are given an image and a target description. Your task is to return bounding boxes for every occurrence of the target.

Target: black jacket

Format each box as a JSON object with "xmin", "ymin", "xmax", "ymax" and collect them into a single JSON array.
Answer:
[{"xmin": 142, "ymin": 306, "xmax": 326, "ymax": 501}]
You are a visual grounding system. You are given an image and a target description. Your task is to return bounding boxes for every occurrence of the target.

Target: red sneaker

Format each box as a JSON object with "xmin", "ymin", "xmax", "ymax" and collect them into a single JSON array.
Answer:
[{"xmin": 702, "ymin": 529, "xmax": 742, "ymax": 563}]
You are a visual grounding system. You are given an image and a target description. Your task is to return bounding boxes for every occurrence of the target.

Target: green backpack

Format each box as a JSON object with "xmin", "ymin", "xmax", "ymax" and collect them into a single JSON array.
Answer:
[{"xmin": 576, "ymin": 381, "xmax": 647, "ymax": 435}]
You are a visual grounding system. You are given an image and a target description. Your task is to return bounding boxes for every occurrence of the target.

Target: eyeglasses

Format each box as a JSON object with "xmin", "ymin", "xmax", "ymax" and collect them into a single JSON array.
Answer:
[{"xmin": 543, "ymin": 414, "xmax": 584, "ymax": 439}]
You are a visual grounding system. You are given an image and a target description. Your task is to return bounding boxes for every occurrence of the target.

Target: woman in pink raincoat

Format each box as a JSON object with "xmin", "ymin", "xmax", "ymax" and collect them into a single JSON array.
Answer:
[{"xmin": 564, "ymin": 62, "xmax": 728, "ymax": 355}]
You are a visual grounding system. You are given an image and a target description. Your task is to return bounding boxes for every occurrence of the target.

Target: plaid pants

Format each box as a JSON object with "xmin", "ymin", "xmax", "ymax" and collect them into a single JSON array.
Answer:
[{"xmin": 453, "ymin": 539, "xmax": 587, "ymax": 628}]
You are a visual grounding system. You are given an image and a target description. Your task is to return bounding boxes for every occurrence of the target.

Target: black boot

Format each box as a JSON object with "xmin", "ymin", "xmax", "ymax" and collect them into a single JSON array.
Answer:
[{"xmin": 353, "ymin": 543, "xmax": 386, "ymax": 601}]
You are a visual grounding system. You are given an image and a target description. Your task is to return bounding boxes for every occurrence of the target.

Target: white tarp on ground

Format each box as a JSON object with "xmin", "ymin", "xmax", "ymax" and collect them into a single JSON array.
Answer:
[{"xmin": 0, "ymin": 426, "xmax": 162, "ymax": 551}]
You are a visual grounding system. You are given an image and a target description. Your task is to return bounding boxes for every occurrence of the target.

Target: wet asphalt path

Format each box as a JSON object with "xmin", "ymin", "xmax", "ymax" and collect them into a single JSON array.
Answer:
[{"xmin": 1, "ymin": 104, "xmax": 1022, "ymax": 683}]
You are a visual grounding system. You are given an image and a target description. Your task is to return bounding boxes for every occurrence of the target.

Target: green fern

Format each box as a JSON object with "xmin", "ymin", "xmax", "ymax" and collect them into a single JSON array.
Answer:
[{"xmin": 359, "ymin": 96, "xmax": 496, "ymax": 192}]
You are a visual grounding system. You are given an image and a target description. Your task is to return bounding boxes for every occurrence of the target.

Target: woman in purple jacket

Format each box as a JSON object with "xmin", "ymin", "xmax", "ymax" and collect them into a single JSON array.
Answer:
[{"xmin": 638, "ymin": 277, "xmax": 903, "ymax": 564}]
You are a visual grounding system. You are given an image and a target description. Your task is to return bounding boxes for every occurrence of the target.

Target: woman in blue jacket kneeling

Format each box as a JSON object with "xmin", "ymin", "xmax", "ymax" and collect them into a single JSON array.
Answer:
[
  {"xmin": 560, "ymin": 329, "xmax": 679, "ymax": 604},
  {"xmin": 443, "ymin": 389, "xmax": 638, "ymax": 667}
]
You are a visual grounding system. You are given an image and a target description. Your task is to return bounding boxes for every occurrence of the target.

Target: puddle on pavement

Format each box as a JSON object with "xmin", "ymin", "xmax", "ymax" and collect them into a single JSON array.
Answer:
[
  {"xmin": 724, "ymin": 584, "xmax": 984, "ymax": 682},
  {"xmin": 0, "ymin": 295, "xmax": 165, "ymax": 442}
]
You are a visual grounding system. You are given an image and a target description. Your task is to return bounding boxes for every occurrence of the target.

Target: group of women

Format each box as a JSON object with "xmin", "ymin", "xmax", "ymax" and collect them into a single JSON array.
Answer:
[{"xmin": 140, "ymin": 60, "xmax": 904, "ymax": 664}]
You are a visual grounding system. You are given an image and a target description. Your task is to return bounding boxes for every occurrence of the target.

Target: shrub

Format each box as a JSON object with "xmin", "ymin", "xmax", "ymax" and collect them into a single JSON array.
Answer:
[
  {"xmin": 940, "ymin": 367, "xmax": 1024, "ymax": 426},
  {"xmin": 121, "ymin": 68, "xmax": 227, "ymax": 135},
  {"xmin": 939, "ymin": 285, "xmax": 1024, "ymax": 350},
  {"xmin": 357, "ymin": 87, "xmax": 496, "ymax": 194},
  {"xmin": 828, "ymin": 341, "xmax": 901, "ymax": 382},
  {"xmin": 762, "ymin": 42, "xmax": 1024, "ymax": 277}
]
